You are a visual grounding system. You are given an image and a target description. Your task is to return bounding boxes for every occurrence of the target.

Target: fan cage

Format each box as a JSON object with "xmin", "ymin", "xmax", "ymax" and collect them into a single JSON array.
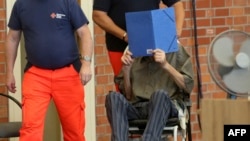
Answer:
[{"xmin": 207, "ymin": 29, "xmax": 250, "ymax": 97}]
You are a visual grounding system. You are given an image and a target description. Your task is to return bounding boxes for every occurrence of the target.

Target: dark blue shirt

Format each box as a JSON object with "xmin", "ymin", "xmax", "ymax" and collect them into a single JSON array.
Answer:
[
  {"xmin": 93, "ymin": 0, "xmax": 180, "ymax": 52},
  {"xmin": 8, "ymin": 0, "xmax": 89, "ymax": 69}
]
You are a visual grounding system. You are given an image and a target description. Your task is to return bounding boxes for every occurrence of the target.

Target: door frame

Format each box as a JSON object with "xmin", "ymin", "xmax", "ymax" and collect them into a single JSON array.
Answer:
[{"xmin": 6, "ymin": 0, "xmax": 96, "ymax": 140}]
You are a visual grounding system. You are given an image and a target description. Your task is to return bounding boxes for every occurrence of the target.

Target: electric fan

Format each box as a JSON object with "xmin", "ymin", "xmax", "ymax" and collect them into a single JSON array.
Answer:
[{"xmin": 208, "ymin": 30, "xmax": 250, "ymax": 97}]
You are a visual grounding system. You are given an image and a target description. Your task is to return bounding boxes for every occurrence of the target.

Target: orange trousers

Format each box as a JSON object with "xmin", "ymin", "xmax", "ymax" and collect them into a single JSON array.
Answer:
[
  {"xmin": 108, "ymin": 51, "xmax": 123, "ymax": 91},
  {"xmin": 20, "ymin": 65, "xmax": 85, "ymax": 141}
]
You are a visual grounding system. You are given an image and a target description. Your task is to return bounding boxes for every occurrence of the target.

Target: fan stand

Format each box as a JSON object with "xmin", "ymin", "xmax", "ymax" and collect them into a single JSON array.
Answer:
[{"xmin": 227, "ymin": 92, "xmax": 250, "ymax": 100}]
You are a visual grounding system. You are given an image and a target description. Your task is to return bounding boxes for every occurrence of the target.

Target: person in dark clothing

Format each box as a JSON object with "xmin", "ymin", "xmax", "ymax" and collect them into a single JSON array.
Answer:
[
  {"xmin": 92, "ymin": 0, "xmax": 185, "ymax": 91},
  {"xmin": 5, "ymin": 0, "xmax": 93, "ymax": 141}
]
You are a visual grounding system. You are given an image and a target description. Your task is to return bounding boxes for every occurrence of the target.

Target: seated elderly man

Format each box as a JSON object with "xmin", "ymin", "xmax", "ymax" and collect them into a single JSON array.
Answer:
[{"xmin": 105, "ymin": 44, "xmax": 194, "ymax": 141}]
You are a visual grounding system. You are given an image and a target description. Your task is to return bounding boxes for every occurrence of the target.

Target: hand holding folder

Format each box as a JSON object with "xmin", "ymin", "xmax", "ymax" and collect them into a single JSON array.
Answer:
[{"xmin": 125, "ymin": 7, "xmax": 178, "ymax": 57}]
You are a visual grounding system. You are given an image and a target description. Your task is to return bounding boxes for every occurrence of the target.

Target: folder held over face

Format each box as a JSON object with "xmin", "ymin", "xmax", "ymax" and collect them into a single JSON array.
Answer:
[{"xmin": 125, "ymin": 7, "xmax": 178, "ymax": 57}]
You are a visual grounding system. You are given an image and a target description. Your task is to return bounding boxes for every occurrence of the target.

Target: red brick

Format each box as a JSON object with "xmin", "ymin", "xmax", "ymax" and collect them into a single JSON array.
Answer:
[
  {"xmin": 184, "ymin": 10, "xmax": 192, "ymax": 19},
  {"xmin": 96, "ymin": 95, "xmax": 106, "ymax": 106},
  {"xmin": 181, "ymin": 29, "xmax": 192, "ymax": 37},
  {"xmin": 215, "ymin": 27, "xmax": 230, "ymax": 34},
  {"xmin": 212, "ymin": 18, "xmax": 226, "ymax": 26},
  {"xmin": 96, "ymin": 105, "xmax": 106, "ymax": 117},
  {"xmin": 0, "ymin": 42, "xmax": 5, "ymax": 52},
  {"xmin": 225, "ymin": 0, "xmax": 233, "ymax": 6},
  {"xmin": 196, "ymin": 0, "xmax": 210, "ymax": 8},
  {"xmin": 200, "ymin": 64, "xmax": 208, "ymax": 74},
  {"xmin": 230, "ymin": 7, "xmax": 244, "ymax": 16},
  {"xmin": 95, "ymin": 55, "xmax": 109, "ymax": 65},
  {"xmin": 211, "ymin": 1, "xmax": 225, "ymax": 7},
  {"xmin": 96, "ymin": 135, "xmax": 111, "ymax": 141},
  {"xmin": 94, "ymin": 45, "xmax": 106, "ymax": 55},
  {"xmin": 196, "ymin": 9, "xmax": 206, "ymax": 18},
  {"xmin": 95, "ymin": 66, "xmax": 105, "ymax": 76},
  {"xmin": 234, "ymin": 16, "xmax": 247, "ymax": 24},
  {"xmin": 196, "ymin": 28, "xmax": 207, "ymax": 36},
  {"xmin": 233, "ymin": 0, "xmax": 248, "ymax": 6},
  {"xmin": 206, "ymin": 9, "xmax": 214, "ymax": 17},
  {"xmin": 95, "ymin": 85, "xmax": 106, "ymax": 95},
  {"xmin": 245, "ymin": 7, "xmax": 250, "ymax": 14},
  {"xmin": 215, "ymin": 8, "xmax": 229, "ymax": 17},
  {"xmin": 0, "ymin": 53, "xmax": 5, "ymax": 63},
  {"xmin": 95, "ymin": 35, "xmax": 106, "ymax": 45},
  {"xmin": 197, "ymin": 37, "xmax": 211, "ymax": 45},
  {"xmin": 212, "ymin": 91, "xmax": 227, "ymax": 98},
  {"xmin": 0, "ymin": 10, "xmax": 6, "ymax": 19},
  {"xmin": 94, "ymin": 25, "xmax": 105, "ymax": 35},
  {"xmin": 197, "ymin": 19, "xmax": 211, "ymax": 27},
  {"xmin": 96, "ymin": 75, "xmax": 109, "ymax": 85},
  {"xmin": 0, "ymin": 0, "xmax": 5, "ymax": 9}
]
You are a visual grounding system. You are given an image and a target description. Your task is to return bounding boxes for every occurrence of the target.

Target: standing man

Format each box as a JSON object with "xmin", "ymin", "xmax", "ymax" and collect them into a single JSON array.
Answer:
[
  {"xmin": 5, "ymin": 0, "xmax": 93, "ymax": 141},
  {"xmin": 92, "ymin": 0, "xmax": 185, "ymax": 90}
]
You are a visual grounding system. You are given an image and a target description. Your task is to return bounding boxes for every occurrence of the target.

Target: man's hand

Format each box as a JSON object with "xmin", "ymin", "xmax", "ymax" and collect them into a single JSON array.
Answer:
[
  {"xmin": 80, "ymin": 61, "xmax": 92, "ymax": 85},
  {"xmin": 121, "ymin": 49, "xmax": 134, "ymax": 66},
  {"xmin": 152, "ymin": 49, "xmax": 168, "ymax": 67},
  {"xmin": 6, "ymin": 72, "xmax": 16, "ymax": 93}
]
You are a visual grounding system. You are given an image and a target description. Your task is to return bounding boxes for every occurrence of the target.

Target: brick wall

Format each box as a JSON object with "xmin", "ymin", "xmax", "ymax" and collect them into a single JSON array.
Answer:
[
  {"xmin": 93, "ymin": 0, "xmax": 250, "ymax": 141},
  {"xmin": 0, "ymin": 0, "xmax": 8, "ymax": 134},
  {"xmin": 0, "ymin": 0, "xmax": 249, "ymax": 141},
  {"xmin": 0, "ymin": 0, "xmax": 8, "ymax": 141}
]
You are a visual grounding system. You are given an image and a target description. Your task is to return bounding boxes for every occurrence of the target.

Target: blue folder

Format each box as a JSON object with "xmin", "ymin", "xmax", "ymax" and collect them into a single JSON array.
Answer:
[{"xmin": 125, "ymin": 7, "xmax": 178, "ymax": 57}]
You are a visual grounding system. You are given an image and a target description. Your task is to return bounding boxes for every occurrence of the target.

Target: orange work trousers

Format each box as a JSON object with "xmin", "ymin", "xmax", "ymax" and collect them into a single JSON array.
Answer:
[
  {"xmin": 108, "ymin": 51, "xmax": 123, "ymax": 91},
  {"xmin": 20, "ymin": 65, "xmax": 85, "ymax": 141}
]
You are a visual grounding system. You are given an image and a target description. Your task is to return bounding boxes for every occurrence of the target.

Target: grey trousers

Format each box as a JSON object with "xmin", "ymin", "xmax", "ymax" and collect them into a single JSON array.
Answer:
[{"xmin": 105, "ymin": 89, "xmax": 178, "ymax": 141}]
